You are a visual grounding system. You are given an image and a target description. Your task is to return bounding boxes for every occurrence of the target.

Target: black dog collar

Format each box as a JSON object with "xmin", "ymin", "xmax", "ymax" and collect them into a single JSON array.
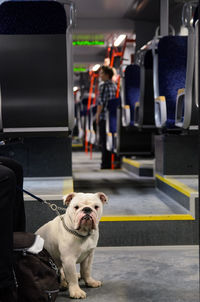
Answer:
[{"xmin": 60, "ymin": 216, "xmax": 91, "ymax": 239}]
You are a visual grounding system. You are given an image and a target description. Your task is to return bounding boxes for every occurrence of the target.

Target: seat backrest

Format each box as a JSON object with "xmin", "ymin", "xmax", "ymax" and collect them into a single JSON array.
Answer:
[
  {"xmin": 124, "ymin": 65, "xmax": 140, "ymax": 125},
  {"xmin": 157, "ymin": 36, "xmax": 187, "ymax": 128},
  {"xmin": 107, "ymin": 98, "xmax": 121, "ymax": 133},
  {"xmin": 80, "ymin": 97, "xmax": 88, "ymax": 119},
  {"xmin": 135, "ymin": 48, "xmax": 154, "ymax": 127},
  {"xmin": 89, "ymin": 105, "xmax": 97, "ymax": 130},
  {"xmin": 0, "ymin": 1, "xmax": 73, "ymax": 135}
]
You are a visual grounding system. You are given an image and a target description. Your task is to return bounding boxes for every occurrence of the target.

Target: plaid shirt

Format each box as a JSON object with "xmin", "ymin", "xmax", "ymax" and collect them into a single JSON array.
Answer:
[{"xmin": 98, "ymin": 80, "xmax": 117, "ymax": 120}]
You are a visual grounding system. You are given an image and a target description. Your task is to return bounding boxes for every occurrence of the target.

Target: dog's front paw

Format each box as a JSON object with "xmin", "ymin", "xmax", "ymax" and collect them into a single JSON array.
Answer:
[
  {"xmin": 77, "ymin": 273, "xmax": 81, "ymax": 280},
  {"xmin": 69, "ymin": 286, "xmax": 86, "ymax": 299},
  {"xmin": 60, "ymin": 268, "xmax": 68, "ymax": 291},
  {"xmin": 60, "ymin": 280, "xmax": 68, "ymax": 291},
  {"xmin": 85, "ymin": 278, "xmax": 102, "ymax": 288}
]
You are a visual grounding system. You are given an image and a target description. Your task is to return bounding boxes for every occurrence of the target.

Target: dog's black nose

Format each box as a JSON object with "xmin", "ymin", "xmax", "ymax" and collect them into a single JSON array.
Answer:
[{"xmin": 83, "ymin": 207, "xmax": 92, "ymax": 214}]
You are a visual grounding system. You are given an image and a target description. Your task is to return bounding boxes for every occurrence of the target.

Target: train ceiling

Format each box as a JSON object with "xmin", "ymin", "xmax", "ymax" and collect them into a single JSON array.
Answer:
[{"xmin": 72, "ymin": 0, "xmax": 191, "ymax": 71}]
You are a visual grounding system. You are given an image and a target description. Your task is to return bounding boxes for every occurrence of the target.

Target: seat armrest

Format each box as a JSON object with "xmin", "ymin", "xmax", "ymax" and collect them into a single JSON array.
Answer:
[
  {"xmin": 134, "ymin": 102, "xmax": 140, "ymax": 127},
  {"xmin": 175, "ymin": 88, "xmax": 185, "ymax": 127},
  {"xmin": 154, "ymin": 96, "xmax": 167, "ymax": 128},
  {"xmin": 122, "ymin": 105, "xmax": 131, "ymax": 127}
]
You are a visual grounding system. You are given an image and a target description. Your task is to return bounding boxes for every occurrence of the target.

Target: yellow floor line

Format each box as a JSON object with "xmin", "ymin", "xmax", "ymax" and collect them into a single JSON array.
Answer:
[
  {"xmin": 100, "ymin": 214, "xmax": 195, "ymax": 221},
  {"xmin": 72, "ymin": 144, "xmax": 83, "ymax": 148},
  {"xmin": 122, "ymin": 157, "xmax": 140, "ymax": 168},
  {"xmin": 155, "ymin": 174, "xmax": 198, "ymax": 197},
  {"xmin": 62, "ymin": 178, "xmax": 74, "ymax": 195}
]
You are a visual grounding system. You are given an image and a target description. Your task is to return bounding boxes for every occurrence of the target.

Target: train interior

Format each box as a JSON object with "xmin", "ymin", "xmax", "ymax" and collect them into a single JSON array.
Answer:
[{"xmin": 0, "ymin": 0, "xmax": 199, "ymax": 301}]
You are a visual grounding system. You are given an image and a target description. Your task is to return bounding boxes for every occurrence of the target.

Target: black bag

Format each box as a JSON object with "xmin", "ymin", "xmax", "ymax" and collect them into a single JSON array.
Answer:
[{"xmin": 13, "ymin": 232, "xmax": 60, "ymax": 302}]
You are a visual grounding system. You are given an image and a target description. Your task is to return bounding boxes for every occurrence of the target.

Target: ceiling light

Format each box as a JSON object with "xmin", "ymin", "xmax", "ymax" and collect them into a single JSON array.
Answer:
[
  {"xmin": 114, "ymin": 34, "xmax": 126, "ymax": 47},
  {"xmin": 92, "ymin": 64, "xmax": 100, "ymax": 71}
]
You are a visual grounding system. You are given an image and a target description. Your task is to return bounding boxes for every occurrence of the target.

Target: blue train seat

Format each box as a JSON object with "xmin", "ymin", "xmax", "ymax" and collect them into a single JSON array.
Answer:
[
  {"xmin": 121, "ymin": 64, "xmax": 140, "ymax": 127},
  {"xmin": 89, "ymin": 105, "xmax": 97, "ymax": 144},
  {"xmin": 77, "ymin": 97, "xmax": 88, "ymax": 139},
  {"xmin": 175, "ymin": 3, "xmax": 199, "ymax": 129},
  {"xmin": 106, "ymin": 97, "xmax": 121, "ymax": 151},
  {"xmin": 82, "ymin": 95, "xmax": 96, "ymax": 144},
  {"xmin": 134, "ymin": 48, "xmax": 154, "ymax": 128},
  {"xmin": 85, "ymin": 104, "xmax": 97, "ymax": 145},
  {"xmin": 116, "ymin": 54, "xmax": 155, "ymax": 156},
  {"xmin": 0, "ymin": 0, "xmax": 74, "ymax": 136},
  {"xmin": 74, "ymin": 102, "xmax": 83, "ymax": 139},
  {"xmin": 153, "ymin": 35, "xmax": 187, "ymax": 128}
]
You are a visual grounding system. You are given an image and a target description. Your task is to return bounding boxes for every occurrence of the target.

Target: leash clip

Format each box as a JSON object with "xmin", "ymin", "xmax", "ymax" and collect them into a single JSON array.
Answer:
[{"xmin": 50, "ymin": 204, "xmax": 58, "ymax": 211}]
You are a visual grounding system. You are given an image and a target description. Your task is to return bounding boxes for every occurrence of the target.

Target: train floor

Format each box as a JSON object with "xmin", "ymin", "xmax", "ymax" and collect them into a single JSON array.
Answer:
[
  {"xmin": 71, "ymin": 152, "xmax": 190, "ymax": 217},
  {"xmin": 23, "ymin": 150, "xmax": 199, "ymax": 301},
  {"xmin": 56, "ymin": 245, "xmax": 199, "ymax": 302},
  {"xmin": 55, "ymin": 150, "xmax": 199, "ymax": 302}
]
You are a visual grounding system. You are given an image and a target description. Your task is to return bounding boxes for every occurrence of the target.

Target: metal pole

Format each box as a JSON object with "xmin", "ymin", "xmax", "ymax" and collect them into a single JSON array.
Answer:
[{"xmin": 160, "ymin": 0, "xmax": 169, "ymax": 36}]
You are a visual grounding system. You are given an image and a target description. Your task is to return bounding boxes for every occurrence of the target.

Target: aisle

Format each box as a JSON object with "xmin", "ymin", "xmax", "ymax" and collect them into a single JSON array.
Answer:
[
  {"xmin": 72, "ymin": 152, "xmax": 190, "ymax": 218},
  {"xmin": 56, "ymin": 246, "xmax": 199, "ymax": 302}
]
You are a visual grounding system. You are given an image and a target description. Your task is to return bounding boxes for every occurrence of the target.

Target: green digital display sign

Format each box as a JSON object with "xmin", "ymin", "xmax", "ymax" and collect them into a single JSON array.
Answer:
[
  {"xmin": 73, "ymin": 40, "xmax": 104, "ymax": 46},
  {"xmin": 73, "ymin": 67, "xmax": 87, "ymax": 72}
]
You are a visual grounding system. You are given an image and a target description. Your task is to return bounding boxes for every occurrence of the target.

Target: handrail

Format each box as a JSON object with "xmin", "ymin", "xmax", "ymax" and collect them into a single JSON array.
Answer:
[
  {"xmin": 194, "ymin": 19, "xmax": 199, "ymax": 108},
  {"xmin": 175, "ymin": 1, "xmax": 198, "ymax": 128},
  {"xmin": 87, "ymin": 72, "xmax": 99, "ymax": 111},
  {"xmin": 182, "ymin": 1, "xmax": 198, "ymax": 28},
  {"xmin": 64, "ymin": 1, "xmax": 76, "ymax": 131},
  {"xmin": 154, "ymin": 25, "xmax": 175, "ymax": 38},
  {"xmin": 0, "ymin": 85, "xmax": 2, "ymax": 131}
]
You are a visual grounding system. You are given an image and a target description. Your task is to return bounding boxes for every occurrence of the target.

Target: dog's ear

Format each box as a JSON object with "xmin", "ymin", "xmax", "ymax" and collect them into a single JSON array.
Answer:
[
  {"xmin": 63, "ymin": 193, "xmax": 76, "ymax": 205},
  {"xmin": 96, "ymin": 192, "xmax": 108, "ymax": 204}
]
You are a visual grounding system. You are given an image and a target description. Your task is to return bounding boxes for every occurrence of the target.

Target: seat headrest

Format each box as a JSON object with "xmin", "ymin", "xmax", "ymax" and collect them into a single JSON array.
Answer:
[
  {"xmin": 158, "ymin": 36, "xmax": 187, "ymax": 128},
  {"xmin": 0, "ymin": 1, "xmax": 67, "ymax": 34},
  {"xmin": 107, "ymin": 97, "xmax": 121, "ymax": 111},
  {"xmin": 107, "ymin": 98, "xmax": 121, "ymax": 133},
  {"xmin": 124, "ymin": 65, "xmax": 140, "ymax": 124}
]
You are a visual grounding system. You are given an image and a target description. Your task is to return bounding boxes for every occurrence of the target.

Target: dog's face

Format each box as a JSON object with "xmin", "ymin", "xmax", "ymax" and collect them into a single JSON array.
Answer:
[{"xmin": 63, "ymin": 192, "xmax": 107, "ymax": 233}]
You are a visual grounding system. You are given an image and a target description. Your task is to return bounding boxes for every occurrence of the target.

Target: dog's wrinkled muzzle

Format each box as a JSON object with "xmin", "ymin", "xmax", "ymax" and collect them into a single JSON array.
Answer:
[
  {"xmin": 75, "ymin": 211, "xmax": 97, "ymax": 231},
  {"xmin": 79, "ymin": 214, "xmax": 93, "ymax": 229}
]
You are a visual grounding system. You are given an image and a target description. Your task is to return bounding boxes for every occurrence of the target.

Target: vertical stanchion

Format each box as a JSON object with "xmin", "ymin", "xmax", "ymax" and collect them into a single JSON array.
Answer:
[
  {"xmin": 111, "ymin": 153, "xmax": 115, "ymax": 170},
  {"xmin": 90, "ymin": 143, "xmax": 92, "ymax": 159},
  {"xmin": 85, "ymin": 130, "xmax": 88, "ymax": 154}
]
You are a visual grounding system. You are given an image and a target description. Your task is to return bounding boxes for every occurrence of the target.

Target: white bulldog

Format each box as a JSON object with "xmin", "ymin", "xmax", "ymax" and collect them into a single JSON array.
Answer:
[{"xmin": 35, "ymin": 192, "xmax": 107, "ymax": 299}]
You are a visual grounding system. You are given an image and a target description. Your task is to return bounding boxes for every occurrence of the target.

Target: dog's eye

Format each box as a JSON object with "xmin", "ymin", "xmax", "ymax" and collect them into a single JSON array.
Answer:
[
  {"xmin": 95, "ymin": 205, "xmax": 99, "ymax": 210},
  {"xmin": 74, "ymin": 206, "xmax": 79, "ymax": 210}
]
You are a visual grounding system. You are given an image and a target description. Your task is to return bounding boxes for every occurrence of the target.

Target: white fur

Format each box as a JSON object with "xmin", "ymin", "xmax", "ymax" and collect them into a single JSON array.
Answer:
[{"xmin": 36, "ymin": 192, "xmax": 107, "ymax": 299}]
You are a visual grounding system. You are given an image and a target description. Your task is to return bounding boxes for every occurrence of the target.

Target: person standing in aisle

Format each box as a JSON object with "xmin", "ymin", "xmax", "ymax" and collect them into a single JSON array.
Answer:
[{"xmin": 96, "ymin": 66, "xmax": 117, "ymax": 169}]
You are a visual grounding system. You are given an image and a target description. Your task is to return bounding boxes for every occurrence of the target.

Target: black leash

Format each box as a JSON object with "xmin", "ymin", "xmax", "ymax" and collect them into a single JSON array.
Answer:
[
  {"xmin": 22, "ymin": 188, "xmax": 90, "ymax": 239},
  {"xmin": 22, "ymin": 188, "xmax": 45, "ymax": 203},
  {"xmin": 21, "ymin": 188, "xmax": 66, "ymax": 212}
]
